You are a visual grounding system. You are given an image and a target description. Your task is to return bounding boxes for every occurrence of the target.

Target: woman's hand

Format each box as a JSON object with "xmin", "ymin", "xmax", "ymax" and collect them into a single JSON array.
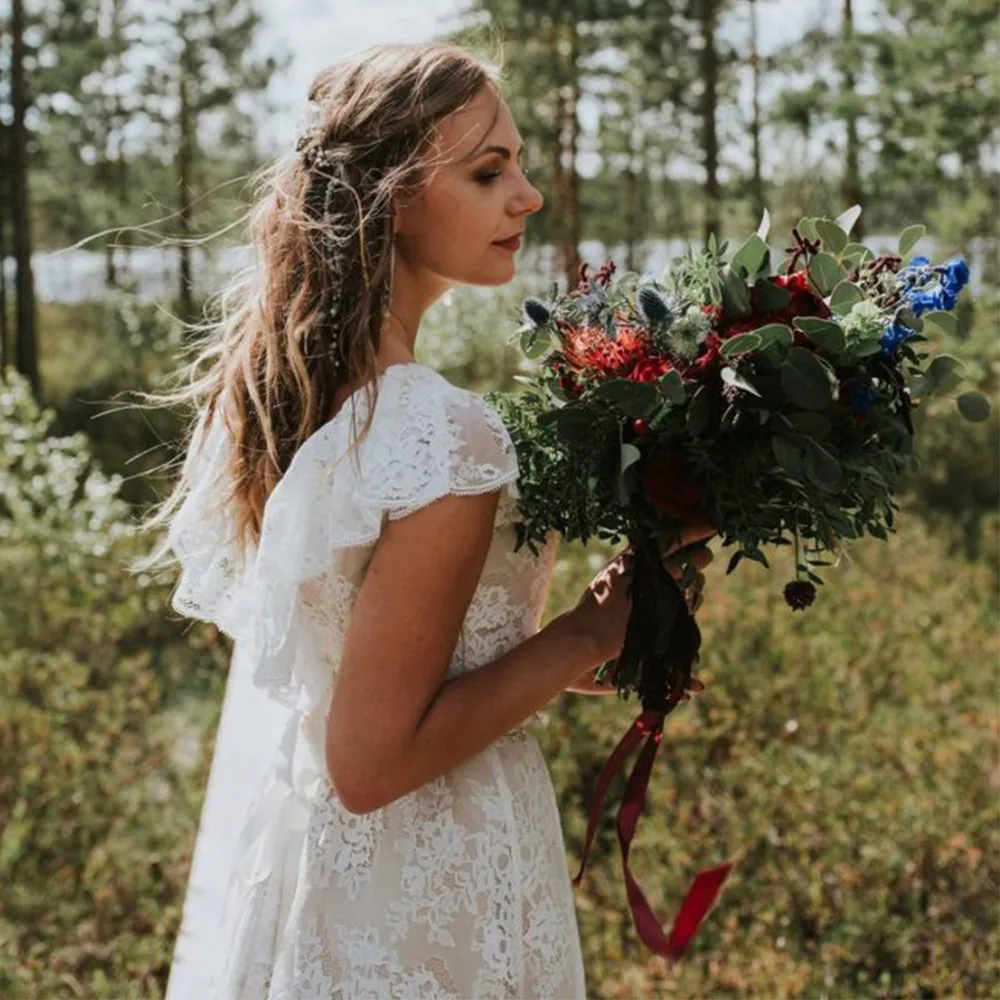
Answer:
[{"xmin": 563, "ymin": 540, "xmax": 713, "ymax": 695}]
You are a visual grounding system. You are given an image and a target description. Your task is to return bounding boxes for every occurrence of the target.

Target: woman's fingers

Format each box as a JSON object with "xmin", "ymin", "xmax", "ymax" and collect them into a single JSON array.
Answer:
[
  {"xmin": 663, "ymin": 545, "xmax": 713, "ymax": 581},
  {"xmin": 680, "ymin": 676, "xmax": 706, "ymax": 702}
]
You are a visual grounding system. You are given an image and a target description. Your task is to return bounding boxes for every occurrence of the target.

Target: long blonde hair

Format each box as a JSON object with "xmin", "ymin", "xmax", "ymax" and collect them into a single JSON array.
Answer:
[{"xmin": 131, "ymin": 41, "xmax": 504, "ymax": 576}]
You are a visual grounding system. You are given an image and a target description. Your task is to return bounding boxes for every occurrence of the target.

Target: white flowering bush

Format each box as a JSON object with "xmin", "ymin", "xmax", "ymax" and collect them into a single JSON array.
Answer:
[{"xmin": 0, "ymin": 370, "xmax": 228, "ymax": 996}]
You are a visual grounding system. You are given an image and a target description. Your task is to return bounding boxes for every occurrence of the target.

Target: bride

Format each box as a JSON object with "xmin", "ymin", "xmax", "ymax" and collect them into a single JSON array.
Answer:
[{"xmin": 136, "ymin": 40, "xmax": 714, "ymax": 999}]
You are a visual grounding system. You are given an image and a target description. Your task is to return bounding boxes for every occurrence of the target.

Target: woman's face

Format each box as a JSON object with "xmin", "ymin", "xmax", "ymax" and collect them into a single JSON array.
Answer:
[{"xmin": 393, "ymin": 87, "xmax": 543, "ymax": 290}]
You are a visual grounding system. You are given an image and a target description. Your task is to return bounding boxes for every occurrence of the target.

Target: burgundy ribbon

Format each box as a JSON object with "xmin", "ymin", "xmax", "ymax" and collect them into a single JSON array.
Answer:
[{"xmin": 572, "ymin": 707, "xmax": 733, "ymax": 959}]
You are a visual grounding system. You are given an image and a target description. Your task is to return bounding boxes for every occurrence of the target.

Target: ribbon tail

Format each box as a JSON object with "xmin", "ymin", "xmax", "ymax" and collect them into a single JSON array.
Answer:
[
  {"xmin": 616, "ymin": 722, "xmax": 733, "ymax": 960},
  {"xmin": 666, "ymin": 862, "xmax": 734, "ymax": 958},
  {"xmin": 571, "ymin": 714, "xmax": 648, "ymax": 886}
]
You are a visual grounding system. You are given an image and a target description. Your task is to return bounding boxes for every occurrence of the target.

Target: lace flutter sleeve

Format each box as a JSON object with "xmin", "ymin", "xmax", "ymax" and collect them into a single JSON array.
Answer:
[{"xmin": 168, "ymin": 366, "xmax": 521, "ymax": 708}]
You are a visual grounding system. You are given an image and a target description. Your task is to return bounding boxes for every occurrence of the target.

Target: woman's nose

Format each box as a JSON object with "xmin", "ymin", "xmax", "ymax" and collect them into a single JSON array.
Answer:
[{"xmin": 519, "ymin": 178, "xmax": 544, "ymax": 215}]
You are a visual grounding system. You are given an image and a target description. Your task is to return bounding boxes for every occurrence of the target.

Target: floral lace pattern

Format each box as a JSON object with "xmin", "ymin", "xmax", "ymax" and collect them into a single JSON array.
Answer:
[{"xmin": 168, "ymin": 364, "xmax": 587, "ymax": 999}]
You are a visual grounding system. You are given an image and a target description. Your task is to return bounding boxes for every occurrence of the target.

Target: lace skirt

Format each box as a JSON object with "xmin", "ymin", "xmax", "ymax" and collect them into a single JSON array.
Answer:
[{"xmin": 213, "ymin": 710, "xmax": 588, "ymax": 1000}]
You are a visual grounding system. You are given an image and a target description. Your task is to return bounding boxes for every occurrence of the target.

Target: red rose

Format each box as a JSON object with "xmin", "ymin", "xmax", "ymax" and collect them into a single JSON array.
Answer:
[
  {"xmin": 771, "ymin": 270, "xmax": 832, "ymax": 331},
  {"xmin": 718, "ymin": 270, "xmax": 832, "ymax": 347},
  {"xmin": 641, "ymin": 443, "xmax": 710, "ymax": 521}
]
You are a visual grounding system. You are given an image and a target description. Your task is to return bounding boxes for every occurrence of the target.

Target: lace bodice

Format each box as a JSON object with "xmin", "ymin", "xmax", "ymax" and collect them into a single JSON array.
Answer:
[{"xmin": 166, "ymin": 363, "xmax": 587, "ymax": 999}]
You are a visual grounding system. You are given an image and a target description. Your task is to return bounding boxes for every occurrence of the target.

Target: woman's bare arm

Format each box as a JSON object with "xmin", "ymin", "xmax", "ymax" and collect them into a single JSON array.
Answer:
[{"xmin": 325, "ymin": 487, "xmax": 604, "ymax": 815}]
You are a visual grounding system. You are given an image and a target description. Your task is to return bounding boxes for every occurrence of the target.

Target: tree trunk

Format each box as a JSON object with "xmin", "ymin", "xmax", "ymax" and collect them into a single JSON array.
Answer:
[
  {"xmin": 546, "ymin": 17, "xmax": 563, "ymax": 285},
  {"xmin": 11, "ymin": 0, "xmax": 40, "ymax": 399},
  {"xmin": 624, "ymin": 167, "xmax": 638, "ymax": 272},
  {"xmin": 0, "ymin": 124, "xmax": 10, "ymax": 374},
  {"xmin": 699, "ymin": 0, "xmax": 721, "ymax": 246},
  {"xmin": 748, "ymin": 0, "xmax": 765, "ymax": 221},
  {"xmin": 842, "ymin": 0, "xmax": 864, "ymax": 239},
  {"xmin": 177, "ymin": 29, "xmax": 196, "ymax": 323},
  {"xmin": 561, "ymin": 18, "xmax": 581, "ymax": 289}
]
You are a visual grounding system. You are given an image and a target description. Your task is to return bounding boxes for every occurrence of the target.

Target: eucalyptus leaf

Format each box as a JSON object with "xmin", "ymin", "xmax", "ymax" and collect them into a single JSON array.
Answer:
[
  {"xmin": 719, "ymin": 332, "xmax": 762, "ymax": 359},
  {"xmin": 798, "ymin": 217, "xmax": 819, "ymax": 242},
  {"xmin": 925, "ymin": 354, "xmax": 967, "ymax": 395},
  {"xmin": 808, "ymin": 252, "xmax": 846, "ymax": 296},
  {"xmin": 620, "ymin": 442, "xmax": 642, "ymax": 473},
  {"xmin": 592, "ymin": 378, "xmax": 660, "ymax": 417},
  {"xmin": 772, "ymin": 435, "xmax": 805, "ymax": 479},
  {"xmin": 922, "ymin": 310, "xmax": 959, "ymax": 336},
  {"xmin": 781, "ymin": 347, "xmax": 834, "ymax": 410},
  {"xmin": 829, "ymin": 280, "xmax": 865, "ymax": 317},
  {"xmin": 721, "ymin": 365, "xmax": 762, "ymax": 397},
  {"xmin": 721, "ymin": 266, "xmax": 752, "ymax": 316},
  {"xmin": 805, "ymin": 441, "xmax": 842, "ymax": 491},
  {"xmin": 794, "ymin": 317, "xmax": 845, "ymax": 354},
  {"xmin": 841, "ymin": 242, "xmax": 874, "ymax": 266},
  {"xmin": 851, "ymin": 338, "xmax": 883, "ymax": 358},
  {"xmin": 520, "ymin": 326, "xmax": 551, "ymax": 359},
  {"xmin": 658, "ymin": 369, "xmax": 687, "ymax": 405},
  {"xmin": 756, "ymin": 323, "xmax": 794, "ymax": 349},
  {"xmin": 834, "ymin": 204, "xmax": 862, "ymax": 236},
  {"xmin": 757, "ymin": 207, "xmax": 771, "ymax": 242},
  {"xmin": 899, "ymin": 224, "xmax": 926, "ymax": 257},
  {"xmin": 815, "ymin": 219, "xmax": 848, "ymax": 254},
  {"xmin": 957, "ymin": 391, "xmax": 992, "ymax": 422},
  {"xmin": 783, "ymin": 411, "xmax": 832, "ymax": 438},
  {"xmin": 753, "ymin": 278, "xmax": 794, "ymax": 312},
  {"xmin": 733, "ymin": 234, "xmax": 768, "ymax": 276},
  {"xmin": 687, "ymin": 384, "xmax": 713, "ymax": 437}
]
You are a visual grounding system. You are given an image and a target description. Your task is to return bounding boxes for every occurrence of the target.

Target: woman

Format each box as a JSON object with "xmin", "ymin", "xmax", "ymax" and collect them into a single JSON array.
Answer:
[{"xmin": 137, "ymin": 41, "xmax": 714, "ymax": 999}]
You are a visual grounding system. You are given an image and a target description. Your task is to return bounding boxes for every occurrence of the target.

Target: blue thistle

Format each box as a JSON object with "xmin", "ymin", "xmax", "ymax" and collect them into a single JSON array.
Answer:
[
  {"xmin": 637, "ymin": 286, "xmax": 675, "ymax": 329},
  {"xmin": 522, "ymin": 298, "xmax": 552, "ymax": 327}
]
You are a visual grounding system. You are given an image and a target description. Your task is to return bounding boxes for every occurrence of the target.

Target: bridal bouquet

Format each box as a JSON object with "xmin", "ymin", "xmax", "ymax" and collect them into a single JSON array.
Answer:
[{"xmin": 485, "ymin": 206, "xmax": 990, "ymax": 959}]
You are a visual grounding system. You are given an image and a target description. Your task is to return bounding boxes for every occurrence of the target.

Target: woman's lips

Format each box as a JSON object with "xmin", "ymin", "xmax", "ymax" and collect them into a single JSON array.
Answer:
[{"xmin": 492, "ymin": 235, "xmax": 521, "ymax": 251}]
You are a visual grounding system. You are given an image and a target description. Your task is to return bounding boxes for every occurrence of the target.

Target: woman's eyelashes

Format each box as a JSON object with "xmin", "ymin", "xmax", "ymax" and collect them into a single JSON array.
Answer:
[{"xmin": 474, "ymin": 165, "xmax": 530, "ymax": 185}]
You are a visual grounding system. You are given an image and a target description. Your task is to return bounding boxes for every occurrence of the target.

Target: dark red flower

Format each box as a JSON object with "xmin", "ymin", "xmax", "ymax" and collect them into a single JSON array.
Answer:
[
  {"xmin": 641, "ymin": 444, "xmax": 710, "ymax": 522},
  {"xmin": 719, "ymin": 270, "xmax": 832, "ymax": 346},
  {"xmin": 774, "ymin": 270, "xmax": 831, "ymax": 313},
  {"xmin": 783, "ymin": 580, "xmax": 817, "ymax": 610},
  {"xmin": 558, "ymin": 372, "xmax": 584, "ymax": 396}
]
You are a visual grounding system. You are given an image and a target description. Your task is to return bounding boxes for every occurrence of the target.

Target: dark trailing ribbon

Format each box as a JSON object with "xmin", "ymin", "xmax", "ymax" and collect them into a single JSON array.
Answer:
[
  {"xmin": 571, "ymin": 530, "xmax": 733, "ymax": 959},
  {"xmin": 571, "ymin": 707, "xmax": 732, "ymax": 958}
]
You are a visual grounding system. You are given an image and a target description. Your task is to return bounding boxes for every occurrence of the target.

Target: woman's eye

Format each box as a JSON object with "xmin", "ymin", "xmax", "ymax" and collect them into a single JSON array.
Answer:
[{"xmin": 475, "ymin": 167, "xmax": 531, "ymax": 185}]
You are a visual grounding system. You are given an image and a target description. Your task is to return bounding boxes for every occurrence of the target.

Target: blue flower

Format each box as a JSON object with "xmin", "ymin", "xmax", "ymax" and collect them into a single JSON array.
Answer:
[
  {"xmin": 941, "ymin": 256, "xmax": 970, "ymax": 296},
  {"xmin": 908, "ymin": 285, "xmax": 953, "ymax": 316},
  {"xmin": 881, "ymin": 314, "xmax": 915, "ymax": 355},
  {"xmin": 899, "ymin": 256, "xmax": 932, "ymax": 289}
]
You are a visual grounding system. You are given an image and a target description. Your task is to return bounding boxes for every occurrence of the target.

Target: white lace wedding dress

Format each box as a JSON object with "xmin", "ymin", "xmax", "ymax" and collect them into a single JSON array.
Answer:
[{"xmin": 167, "ymin": 361, "xmax": 589, "ymax": 999}]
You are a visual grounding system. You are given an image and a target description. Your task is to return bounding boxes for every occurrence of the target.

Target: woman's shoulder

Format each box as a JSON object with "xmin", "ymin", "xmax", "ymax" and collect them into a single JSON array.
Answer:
[{"xmin": 290, "ymin": 361, "xmax": 519, "ymax": 516}]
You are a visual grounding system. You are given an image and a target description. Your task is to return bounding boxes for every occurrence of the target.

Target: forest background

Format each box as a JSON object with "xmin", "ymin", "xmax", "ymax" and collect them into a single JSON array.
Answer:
[{"xmin": 1, "ymin": 0, "xmax": 998, "ymax": 996}]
